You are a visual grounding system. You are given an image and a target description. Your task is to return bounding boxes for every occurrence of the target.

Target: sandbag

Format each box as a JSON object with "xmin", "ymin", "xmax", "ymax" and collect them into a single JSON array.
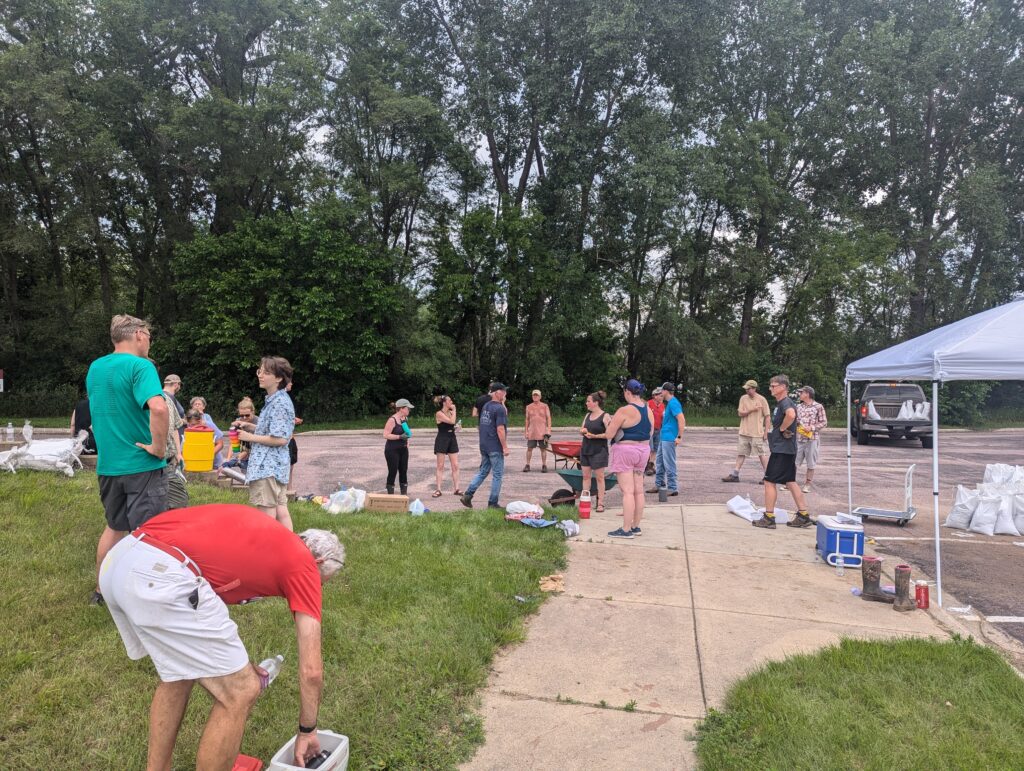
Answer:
[
  {"xmin": 325, "ymin": 487, "xmax": 366, "ymax": 514},
  {"xmin": 506, "ymin": 500, "xmax": 545, "ymax": 518},
  {"xmin": 896, "ymin": 400, "xmax": 914, "ymax": 420},
  {"xmin": 969, "ymin": 494, "xmax": 1001, "ymax": 536},
  {"xmin": 984, "ymin": 463, "xmax": 1015, "ymax": 486},
  {"xmin": 726, "ymin": 494, "xmax": 758, "ymax": 522},
  {"xmin": 867, "ymin": 401, "xmax": 882, "ymax": 421},
  {"xmin": 1013, "ymin": 494, "xmax": 1024, "ymax": 535},
  {"xmin": 913, "ymin": 401, "xmax": 931, "ymax": 420},
  {"xmin": 943, "ymin": 485, "xmax": 978, "ymax": 530},
  {"xmin": 994, "ymin": 494, "xmax": 1021, "ymax": 536}
]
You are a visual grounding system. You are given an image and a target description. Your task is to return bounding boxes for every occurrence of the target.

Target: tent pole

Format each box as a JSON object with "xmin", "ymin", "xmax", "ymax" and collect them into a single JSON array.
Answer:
[
  {"xmin": 932, "ymin": 380, "xmax": 942, "ymax": 607},
  {"xmin": 846, "ymin": 379, "xmax": 853, "ymax": 515}
]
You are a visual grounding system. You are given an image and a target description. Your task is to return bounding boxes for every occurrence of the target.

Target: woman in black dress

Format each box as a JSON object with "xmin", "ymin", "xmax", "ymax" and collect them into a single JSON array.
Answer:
[
  {"xmin": 383, "ymin": 399, "xmax": 413, "ymax": 494},
  {"xmin": 579, "ymin": 391, "xmax": 611, "ymax": 512},
  {"xmin": 432, "ymin": 394, "xmax": 461, "ymax": 496}
]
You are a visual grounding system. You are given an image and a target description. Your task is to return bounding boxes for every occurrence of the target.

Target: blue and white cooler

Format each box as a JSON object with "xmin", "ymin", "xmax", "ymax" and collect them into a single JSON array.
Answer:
[{"xmin": 815, "ymin": 515, "xmax": 864, "ymax": 567}]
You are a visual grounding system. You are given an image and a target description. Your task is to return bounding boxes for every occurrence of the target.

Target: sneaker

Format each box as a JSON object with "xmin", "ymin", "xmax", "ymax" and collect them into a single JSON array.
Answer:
[
  {"xmin": 787, "ymin": 512, "xmax": 815, "ymax": 528},
  {"xmin": 752, "ymin": 516, "xmax": 776, "ymax": 529},
  {"xmin": 89, "ymin": 590, "xmax": 105, "ymax": 606},
  {"xmin": 801, "ymin": 483, "xmax": 811, "ymax": 493},
  {"xmin": 668, "ymin": 491, "xmax": 679, "ymax": 497},
  {"xmin": 459, "ymin": 494, "xmax": 473, "ymax": 509},
  {"xmin": 722, "ymin": 473, "xmax": 740, "ymax": 482},
  {"xmin": 523, "ymin": 465, "xmax": 531, "ymax": 472},
  {"xmin": 630, "ymin": 526, "xmax": 642, "ymax": 536},
  {"xmin": 646, "ymin": 488, "xmax": 660, "ymax": 494},
  {"xmin": 607, "ymin": 528, "xmax": 635, "ymax": 539}
]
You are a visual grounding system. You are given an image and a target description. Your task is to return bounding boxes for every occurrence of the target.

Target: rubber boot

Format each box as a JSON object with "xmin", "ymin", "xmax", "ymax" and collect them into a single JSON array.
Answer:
[
  {"xmin": 893, "ymin": 564, "xmax": 917, "ymax": 612},
  {"xmin": 400, "ymin": 484, "xmax": 408, "ymax": 496},
  {"xmin": 386, "ymin": 485, "xmax": 394, "ymax": 495},
  {"xmin": 860, "ymin": 556, "xmax": 894, "ymax": 604}
]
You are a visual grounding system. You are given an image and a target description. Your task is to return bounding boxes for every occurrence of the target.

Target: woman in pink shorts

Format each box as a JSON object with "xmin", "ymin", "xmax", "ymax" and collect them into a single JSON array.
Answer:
[{"xmin": 604, "ymin": 379, "xmax": 654, "ymax": 538}]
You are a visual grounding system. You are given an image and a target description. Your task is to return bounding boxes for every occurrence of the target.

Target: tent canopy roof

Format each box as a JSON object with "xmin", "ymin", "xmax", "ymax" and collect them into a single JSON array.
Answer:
[{"xmin": 845, "ymin": 298, "xmax": 1024, "ymax": 382}]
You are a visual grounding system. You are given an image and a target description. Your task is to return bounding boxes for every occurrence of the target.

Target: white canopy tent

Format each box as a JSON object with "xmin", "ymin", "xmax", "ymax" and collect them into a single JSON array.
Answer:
[{"xmin": 844, "ymin": 297, "xmax": 1024, "ymax": 606}]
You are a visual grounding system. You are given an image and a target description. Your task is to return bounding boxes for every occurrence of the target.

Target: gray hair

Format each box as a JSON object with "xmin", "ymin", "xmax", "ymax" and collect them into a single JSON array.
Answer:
[
  {"xmin": 300, "ymin": 529, "xmax": 345, "ymax": 581},
  {"xmin": 110, "ymin": 314, "xmax": 150, "ymax": 344},
  {"xmin": 190, "ymin": 396, "xmax": 207, "ymax": 409},
  {"xmin": 770, "ymin": 374, "xmax": 790, "ymax": 388}
]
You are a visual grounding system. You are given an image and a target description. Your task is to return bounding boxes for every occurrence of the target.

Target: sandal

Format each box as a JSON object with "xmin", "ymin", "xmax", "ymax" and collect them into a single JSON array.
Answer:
[
  {"xmin": 453, "ymin": 489, "xmax": 464, "ymax": 496},
  {"xmin": 431, "ymin": 489, "xmax": 443, "ymax": 498},
  {"xmin": 596, "ymin": 503, "xmax": 605, "ymax": 513}
]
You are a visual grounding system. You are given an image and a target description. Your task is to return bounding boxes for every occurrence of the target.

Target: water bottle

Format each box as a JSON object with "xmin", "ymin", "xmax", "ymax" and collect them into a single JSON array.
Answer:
[
  {"xmin": 835, "ymin": 555, "xmax": 845, "ymax": 577},
  {"xmin": 257, "ymin": 654, "xmax": 284, "ymax": 690},
  {"xmin": 455, "ymin": 419, "xmax": 462, "ymax": 431},
  {"xmin": 5, "ymin": 422, "xmax": 12, "ymax": 442},
  {"xmin": 578, "ymin": 490, "xmax": 591, "ymax": 519}
]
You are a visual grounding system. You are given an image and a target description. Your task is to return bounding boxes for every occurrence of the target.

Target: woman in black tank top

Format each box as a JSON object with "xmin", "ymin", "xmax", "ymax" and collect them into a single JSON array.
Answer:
[
  {"xmin": 579, "ymin": 390, "xmax": 611, "ymax": 511},
  {"xmin": 432, "ymin": 395, "xmax": 461, "ymax": 496}
]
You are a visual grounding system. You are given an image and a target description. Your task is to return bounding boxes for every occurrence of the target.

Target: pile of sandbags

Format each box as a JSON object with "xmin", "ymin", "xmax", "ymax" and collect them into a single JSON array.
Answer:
[{"xmin": 944, "ymin": 464, "xmax": 1024, "ymax": 536}]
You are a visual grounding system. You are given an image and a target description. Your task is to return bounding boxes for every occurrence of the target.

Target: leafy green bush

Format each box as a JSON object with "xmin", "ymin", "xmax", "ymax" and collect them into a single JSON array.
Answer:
[{"xmin": 0, "ymin": 382, "xmax": 80, "ymax": 418}]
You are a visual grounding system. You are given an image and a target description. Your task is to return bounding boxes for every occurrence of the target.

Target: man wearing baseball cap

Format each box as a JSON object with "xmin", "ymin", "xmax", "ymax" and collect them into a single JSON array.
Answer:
[
  {"xmin": 722, "ymin": 379, "xmax": 771, "ymax": 483},
  {"xmin": 649, "ymin": 382, "xmax": 684, "ymax": 497},
  {"xmin": 645, "ymin": 387, "xmax": 665, "ymax": 476},
  {"xmin": 461, "ymin": 382, "xmax": 510, "ymax": 509},
  {"xmin": 795, "ymin": 385, "xmax": 827, "ymax": 493},
  {"xmin": 163, "ymin": 374, "xmax": 186, "ymax": 438}
]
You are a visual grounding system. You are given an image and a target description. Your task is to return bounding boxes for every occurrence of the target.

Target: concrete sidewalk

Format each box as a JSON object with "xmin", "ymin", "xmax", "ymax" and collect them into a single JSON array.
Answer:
[{"xmin": 463, "ymin": 503, "xmax": 950, "ymax": 770}]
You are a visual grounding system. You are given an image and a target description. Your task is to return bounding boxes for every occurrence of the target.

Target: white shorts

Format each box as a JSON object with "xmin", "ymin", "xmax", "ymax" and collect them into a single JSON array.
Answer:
[
  {"xmin": 795, "ymin": 439, "xmax": 820, "ymax": 469},
  {"xmin": 99, "ymin": 535, "xmax": 249, "ymax": 682}
]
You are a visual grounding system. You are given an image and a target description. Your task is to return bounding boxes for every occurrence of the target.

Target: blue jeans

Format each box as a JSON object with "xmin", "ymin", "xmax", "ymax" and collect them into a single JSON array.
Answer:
[
  {"xmin": 467, "ymin": 451, "xmax": 505, "ymax": 507},
  {"xmin": 649, "ymin": 432, "xmax": 662, "ymax": 461},
  {"xmin": 655, "ymin": 439, "xmax": 678, "ymax": 492}
]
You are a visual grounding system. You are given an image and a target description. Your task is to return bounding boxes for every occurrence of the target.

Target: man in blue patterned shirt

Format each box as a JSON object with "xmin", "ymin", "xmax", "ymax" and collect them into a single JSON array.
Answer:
[{"xmin": 236, "ymin": 356, "xmax": 296, "ymax": 530}]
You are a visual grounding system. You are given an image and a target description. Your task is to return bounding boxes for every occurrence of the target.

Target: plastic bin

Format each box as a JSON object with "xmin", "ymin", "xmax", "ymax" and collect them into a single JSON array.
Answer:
[
  {"xmin": 815, "ymin": 515, "xmax": 864, "ymax": 567},
  {"xmin": 268, "ymin": 731, "xmax": 349, "ymax": 771},
  {"xmin": 182, "ymin": 425, "xmax": 215, "ymax": 472}
]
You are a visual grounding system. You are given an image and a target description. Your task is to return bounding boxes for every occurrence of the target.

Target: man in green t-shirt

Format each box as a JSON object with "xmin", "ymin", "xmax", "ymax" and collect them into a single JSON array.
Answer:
[{"xmin": 86, "ymin": 314, "xmax": 170, "ymax": 605}]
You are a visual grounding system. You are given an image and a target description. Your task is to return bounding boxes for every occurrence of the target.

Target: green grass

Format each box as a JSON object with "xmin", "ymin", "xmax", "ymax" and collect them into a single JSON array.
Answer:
[
  {"xmin": 696, "ymin": 636, "xmax": 1024, "ymax": 770},
  {"xmin": 0, "ymin": 473, "xmax": 567, "ymax": 768}
]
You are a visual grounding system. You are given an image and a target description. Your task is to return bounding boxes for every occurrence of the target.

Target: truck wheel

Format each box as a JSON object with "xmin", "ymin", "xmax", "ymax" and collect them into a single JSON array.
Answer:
[
  {"xmin": 850, "ymin": 426, "xmax": 858, "ymax": 438},
  {"xmin": 856, "ymin": 430, "xmax": 870, "ymax": 446},
  {"xmin": 920, "ymin": 436, "xmax": 933, "ymax": 449}
]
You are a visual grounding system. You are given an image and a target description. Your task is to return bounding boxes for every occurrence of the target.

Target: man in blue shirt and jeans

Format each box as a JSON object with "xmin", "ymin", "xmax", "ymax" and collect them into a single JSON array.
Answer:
[
  {"xmin": 461, "ymin": 382, "xmax": 510, "ymax": 509},
  {"xmin": 651, "ymin": 382, "xmax": 685, "ymax": 496}
]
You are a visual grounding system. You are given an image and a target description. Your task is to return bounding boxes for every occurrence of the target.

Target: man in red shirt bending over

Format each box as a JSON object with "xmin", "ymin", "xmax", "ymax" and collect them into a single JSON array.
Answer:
[{"xmin": 99, "ymin": 503, "xmax": 345, "ymax": 770}]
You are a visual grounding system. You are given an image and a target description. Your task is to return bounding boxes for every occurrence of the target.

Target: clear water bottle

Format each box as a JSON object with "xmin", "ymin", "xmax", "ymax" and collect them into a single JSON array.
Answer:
[
  {"xmin": 455, "ymin": 419, "xmax": 462, "ymax": 431},
  {"xmin": 257, "ymin": 654, "xmax": 284, "ymax": 691},
  {"xmin": 5, "ymin": 422, "xmax": 13, "ymax": 442},
  {"xmin": 835, "ymin": 554, "xmax": 845, "ymax": 577}
]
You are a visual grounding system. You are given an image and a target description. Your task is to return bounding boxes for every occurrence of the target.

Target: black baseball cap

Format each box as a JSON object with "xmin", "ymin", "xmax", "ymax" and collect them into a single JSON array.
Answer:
[
  {"xmin": 661, "ymin": 382, "xmax": 676, "ymax": 392},
  {"xmin": 489, "ymin": 381, "xmax": 508, "ymax": 392}
]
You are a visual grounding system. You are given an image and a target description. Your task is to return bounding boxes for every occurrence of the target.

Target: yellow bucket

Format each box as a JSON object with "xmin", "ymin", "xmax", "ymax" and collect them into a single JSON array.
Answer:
[{"xmin": 182, "ymin": 426, "xmax": 215, "ymax": 472}]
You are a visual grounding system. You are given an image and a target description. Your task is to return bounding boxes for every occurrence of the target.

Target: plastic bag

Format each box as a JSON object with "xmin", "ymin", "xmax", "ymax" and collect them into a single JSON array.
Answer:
[
  {"xmin": 969, "ymin": 495, "xmax": 1001, "ymax": 536},
  {"xmin": 943, "ymin": 485, "xmax": 978, "ymax": 530},
  {"xmin": 408, "ymin": 498, "xmax": 425, "ymax": 516},
  {"xmin": 325, "ymin": 487, "xmax": 366, "ymax": 514},
  {"xmin": 994, "ymin": 494, "xmax": 1020, "ymax": 536},
  {"xmin": 867, "ymin": 401, "xmax": 882, "ymax": 421},
  {"xmin": 913, "ymin": 401, "xmax": 930, "ymax": 419},
  {"xmin": 506, "ymin": 500, "xmax": 545, "ymax": 518},
  {"xmin": 726, "ymin": 495, "xmax": 759, "ymax": 522},
  {"xmin": 556, "ymin": 520, "xmax": 580, "ymax": 538}
]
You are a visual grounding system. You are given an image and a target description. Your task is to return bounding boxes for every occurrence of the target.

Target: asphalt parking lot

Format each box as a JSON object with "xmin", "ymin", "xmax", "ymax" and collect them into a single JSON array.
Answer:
[{"xmin": 292, "ymin": 426, "xmax": 1024, "ymax": 644}]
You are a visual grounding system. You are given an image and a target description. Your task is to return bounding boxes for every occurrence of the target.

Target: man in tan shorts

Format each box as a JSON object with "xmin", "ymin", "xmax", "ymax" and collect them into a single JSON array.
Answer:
[{"xmin": 722, "ymin": 379, "xmax": 771, "ymax": 483}]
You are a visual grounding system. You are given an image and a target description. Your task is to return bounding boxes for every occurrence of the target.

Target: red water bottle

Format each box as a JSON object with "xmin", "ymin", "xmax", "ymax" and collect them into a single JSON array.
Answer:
[
  {"xmin": 915, "ymin": 581, "xmax": 930, "ymax": 609},
  {"xmin": 578, "ymin": 490, "xmax": 591, "ymax": 519}
]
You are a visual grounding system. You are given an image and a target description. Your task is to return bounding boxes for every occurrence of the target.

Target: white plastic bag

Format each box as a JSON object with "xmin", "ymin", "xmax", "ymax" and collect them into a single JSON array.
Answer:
[
  {"xmin": 726, "ymin": 495, "xmax": 758, "ymax": 522},
  {"xmin": 325, "ymin": 487, "xmax": 366, "ymax": 514},
  {"xmin": 506, "ymin": 500, "xmax": 545, "ymax": 518},
  {"xmin": 943, "ymin": 485, "xmax": 978, "ymax": 530},
  {"xmin": 409, "ymin": 498, "xmax": 425, "ymax": 516},
  {"xmin": 913, "ymin": 401, "xmax": 930, "ymax": 420},
  {"xmin": 867, "ymin": 401, "xmax": 882, "ymax": 421},
  {"xmin": 994, "ymin": 494, "xmax": 1021, "ymax": 536},
  {"xmin": 969, "ymin": 495, "xmax": 1001, "ymax": 536}
]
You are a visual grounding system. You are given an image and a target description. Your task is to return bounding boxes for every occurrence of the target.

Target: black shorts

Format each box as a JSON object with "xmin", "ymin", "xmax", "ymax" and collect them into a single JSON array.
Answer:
[
  {"xmin": 98, "ymin": 466, "xmax": 169, "ymax": 531},
  {"xmin": 580, "ymin": 448, "xmax": 609, "ymax": 470},
  {"xmin": 288, "ymin": 437, "xmax": 298, "ymax": 465},
  {"xmin": 527, "ymin": 439, "xmax": 548, "ymax": 449},
  {"xmin": 434, "ymin": 432, "xmax": 459, "ymax": 455},
  {"xmin": 764, "ymin": 453, "xmax": 797, "ymax": 485}
]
